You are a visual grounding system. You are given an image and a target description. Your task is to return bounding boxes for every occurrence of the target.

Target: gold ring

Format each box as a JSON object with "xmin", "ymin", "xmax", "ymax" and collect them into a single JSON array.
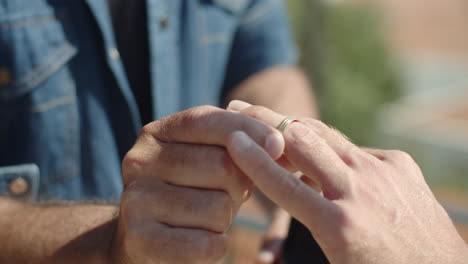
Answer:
[{"xmin": 276, "ymin": 117, "xmax": 299, "ymax": 133}]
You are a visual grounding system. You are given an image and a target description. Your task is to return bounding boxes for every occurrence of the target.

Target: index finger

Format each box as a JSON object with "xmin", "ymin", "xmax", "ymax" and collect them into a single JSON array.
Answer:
[{"xmin": 140, "ymin": 105, "xmax": 285, "ymax": 160}]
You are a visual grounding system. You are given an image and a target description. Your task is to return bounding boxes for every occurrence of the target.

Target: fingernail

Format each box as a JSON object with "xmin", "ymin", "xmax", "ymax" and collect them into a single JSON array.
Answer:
[
  {"xmin": 265, "ymin": 131, "xmax": 285, "ymax": 160},
  {"xmin": 242, "ymin": 188, "xmax": 252, "ymax": 201},
  {"xmin": 257, "ymin": 251, "xmax": 275, "ymax": 263},
  {"xmin": 227, "ymin": 100, "xmax": 252, "ymax": 112},
  {"xmin": 231, "ymin": 130, "xmax": 284, "ymax": 160}
]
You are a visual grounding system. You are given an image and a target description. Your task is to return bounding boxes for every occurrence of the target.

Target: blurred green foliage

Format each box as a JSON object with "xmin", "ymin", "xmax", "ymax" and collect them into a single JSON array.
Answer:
[{"xmin": 287, "ymin": 1, "xmax": 400, "ymax": 145}]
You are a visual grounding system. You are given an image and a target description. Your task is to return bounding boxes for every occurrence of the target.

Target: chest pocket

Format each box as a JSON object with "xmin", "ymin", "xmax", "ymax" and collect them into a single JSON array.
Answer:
[{"xmin": 0, "ymin": 0, "xmax": 79, "ymax": 199}]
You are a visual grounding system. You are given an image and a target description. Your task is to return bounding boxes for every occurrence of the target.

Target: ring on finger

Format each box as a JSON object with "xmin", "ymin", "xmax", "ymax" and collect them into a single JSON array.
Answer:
[{"xmin": 276, "ymin": 117, "xmax": 299, "ymax": 133}]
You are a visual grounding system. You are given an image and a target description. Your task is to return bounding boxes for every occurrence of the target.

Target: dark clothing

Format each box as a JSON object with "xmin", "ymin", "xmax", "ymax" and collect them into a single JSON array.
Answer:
[
  {"xmin": 108, "ymin": 0, "xmax": 152, "ymax": 124},
  {"xmin": 283, "ymin": 219, "xmax": 329, "ymax": 263}
]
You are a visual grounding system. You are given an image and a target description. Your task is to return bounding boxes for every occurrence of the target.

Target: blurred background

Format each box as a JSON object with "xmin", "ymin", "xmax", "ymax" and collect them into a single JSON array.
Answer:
[{"xmin": 228, "ymin": 0, "xmax": 468, "ymax": 262}]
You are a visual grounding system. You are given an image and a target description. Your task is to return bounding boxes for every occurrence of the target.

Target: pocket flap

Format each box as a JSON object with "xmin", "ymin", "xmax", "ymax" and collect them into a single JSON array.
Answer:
[
  {"xmin": 0, "ymin": 43, "xmax": 77, "ymax": 100},
  {"xmin": 0, "ymin": 4, "xmax": 77, "ymax": 101}
]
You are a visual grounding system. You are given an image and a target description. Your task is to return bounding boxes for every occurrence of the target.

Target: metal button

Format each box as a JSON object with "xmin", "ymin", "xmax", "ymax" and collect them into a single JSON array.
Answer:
[
  {"xmin": 159, "ymin": 15, "xmax": 169, "ymax": 29},
  {"xmin": 9, "ymin": 178, "xmax": 29, "ymax": 196},
  {"xmin": 0, "ymin": 68, "xmax": 12, "ymax": 87},
  {"xmin": 108, "ymin": 47, "xmax": 121, "ymax": 60}
]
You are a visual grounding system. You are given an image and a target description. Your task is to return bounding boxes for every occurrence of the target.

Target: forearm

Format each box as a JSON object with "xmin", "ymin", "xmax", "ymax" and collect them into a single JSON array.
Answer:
[
  {"xmin": 226, "ymin": 67, "xmax": 319, "ymax": 118},
  {"xmin": 0, "ymin": 197, "xmax": 118, "ymax": 264}
]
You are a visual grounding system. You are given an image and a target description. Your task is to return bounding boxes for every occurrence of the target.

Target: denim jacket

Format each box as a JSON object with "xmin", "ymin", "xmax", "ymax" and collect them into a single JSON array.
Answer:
[{"xmin": 0, "ymin": 0, "xmax": 297, "ymax": 202}]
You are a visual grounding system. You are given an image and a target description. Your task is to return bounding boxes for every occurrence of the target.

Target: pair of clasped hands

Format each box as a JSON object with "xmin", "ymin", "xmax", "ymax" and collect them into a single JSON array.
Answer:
[{"xmin": 112, "ymin": 100, "xmax": 468, "ymax": 264}]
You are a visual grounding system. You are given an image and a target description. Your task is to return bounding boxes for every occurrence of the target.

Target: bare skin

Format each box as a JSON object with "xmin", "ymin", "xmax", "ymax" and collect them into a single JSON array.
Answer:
[
  {"xmin": 226, "ymin": 102, "xmax": 468, "ymax": 264},
  {"xmin": 112, "ymin": 105, "xmax": 288, "ymax": 264},
  {"xmin": 0, "ymin": 198, "xmax": 117, "ymax": 264},
  {"xmin": 227, "ymin": 67, "xmax": 318, "ymax": 263},
  {"xmin": 0, "ymin": 106, "xmax": 285, "ymax": 264},
  {"xmin": 0, "ymin": 68, "xmax": 316, "ymax": 264}
]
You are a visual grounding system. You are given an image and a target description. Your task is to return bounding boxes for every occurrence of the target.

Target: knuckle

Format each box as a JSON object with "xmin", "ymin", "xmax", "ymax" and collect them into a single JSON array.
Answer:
[
  {"xmin": 138, "ymin": 122, "xmax": 157, "ymax": 138},
  {"xmin": 359, "ymin": 154, "xmax": 383, "ymax": 170},
  {"xmin": 398, "ymin": 151, "xmax": 414, "ymax": 162},
  {"xmin": 243, "ymin": 105, "xmax": 270, "ymax": 120},
  {"xmin": 386, "ymin": 150, "xmax": 414, "ymax": 164},
  {"xmin": 347, "ymin": 149, "xmax": 378, "ymax": 170},
  {"xmin": 295, "ymin": 129, "xmax": 323, "ymax": 149},
  {"xmin": 302, "ymin": 118, "xmax": 329, "ymax": 132},
  {"xmin": 121, "ymin": 151, "xmax": 145, "ymax": 184},
  {"xmin": 183, "ymin": 105, "xmax": 220, "ymax": 130},
  {"xmin": 386, "ymin": 149, "xmax": 403, "ymax": 159},
  {"xmin": 385, "ymin": 150, "xmax": 423, "ymax": 179}
]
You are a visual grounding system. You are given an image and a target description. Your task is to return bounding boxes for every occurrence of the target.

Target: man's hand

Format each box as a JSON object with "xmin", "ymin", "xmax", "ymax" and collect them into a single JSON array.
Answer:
[
  {"xmin": 226, "ymin": 102, "xmax": 468, "ymax": 264},
  {"xmin": 111, "ymin": 105, "xmax": 285, "ymax": 264},
  {"xmin": 226, "ymin": 68, "xmax": 318, "ymax": 263}
]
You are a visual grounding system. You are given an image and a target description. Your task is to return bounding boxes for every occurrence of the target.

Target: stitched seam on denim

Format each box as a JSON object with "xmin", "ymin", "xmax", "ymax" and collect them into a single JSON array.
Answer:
[
  {"xmin": 239, "ymin": 0, "xmax": 279, "ymax": 27},
  {"xmin": 4, "ymin": 43, "xmax": 76, "ymax": 99},
  {"xmin": 0, "ymin": 9, "xmax": 54, "ymax": 22},
  {"xmin": 29, "ymin": 95, "xmax": 75, "ymax": 113},
  {"xmin": 200, "ymin": 34, "xmax": 230, "ymax": 45},
  {"xmin": 0, "ymin": 13, "xmax": 66, "ymax": 29},
  {"xmin": 0, "ymin": 164, "xmax": 38, "ymax": 176}
]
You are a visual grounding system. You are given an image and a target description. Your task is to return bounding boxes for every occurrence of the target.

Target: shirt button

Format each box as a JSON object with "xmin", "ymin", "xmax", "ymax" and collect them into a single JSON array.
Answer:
[
  {"xmin": 159, "ymin": 15, "xmax": 169, "ymax": 29},
  {"xmin": 9, "ymin": 178, "xmax": 29, "ymax": 196},
  {"xmin": 0, "ymin": 67, "xmax": 12, "ymax": 87},
  {"xmin": 108, "ymin": 47, "xmax": 121, "ymax": 60}
]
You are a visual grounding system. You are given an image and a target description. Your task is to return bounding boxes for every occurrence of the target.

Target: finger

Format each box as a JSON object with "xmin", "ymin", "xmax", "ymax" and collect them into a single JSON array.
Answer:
[
  {"xmin": 148, "ymin": 142, "xmax": 253, "ymax": 203},
  {"xmin": 236, "ymin": 106, "xmax": 352, "ymax": 199},
  {"xmin": 231, "ymin": 100, "xmax": 368, "ymax": 169},
  {"xmin": 124, "ymin": 181, "xmax": 236, "ymax": 234},
  {"xmin": 238, "ymin": 104, "xmax": 358, "ymax": 164},
  {"xmin": 141, "ymin": 105, "xmax": 285, "ymax": 160},
  {"xmin": 226, "ymin": 131, "xmax": 337, "ymax": 230}
]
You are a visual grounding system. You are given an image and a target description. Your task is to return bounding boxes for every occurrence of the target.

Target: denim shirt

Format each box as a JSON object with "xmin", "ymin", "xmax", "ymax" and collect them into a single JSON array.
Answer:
[{"xmin": 0, "ymin": 0, "xmax": 297, "ymax": 202}]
